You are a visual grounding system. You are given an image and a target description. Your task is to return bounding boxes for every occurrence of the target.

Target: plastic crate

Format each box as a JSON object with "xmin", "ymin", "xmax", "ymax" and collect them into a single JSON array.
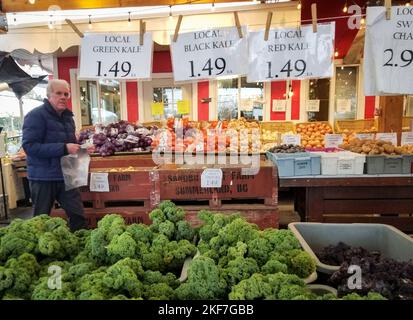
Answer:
[
  {"xmin": 266, "ymin": 151, "xmax": 321, "ymax": 177},
  {"xmin": 288, "ymin": 222, "xmax": 413, "ymax": 274},
  {"xmin": 365, "ymin": 155, "xmax": 413, "ymax": 174},
  {"xmin": 314, "ymin": 151, "xmax": 366, "ymax": 175}
]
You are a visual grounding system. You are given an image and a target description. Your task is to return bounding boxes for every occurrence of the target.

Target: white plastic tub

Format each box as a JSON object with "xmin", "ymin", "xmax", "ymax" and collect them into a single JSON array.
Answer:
[{"xmin": 313, "ymin": 151, "xmax": 366, "ymax": 175}]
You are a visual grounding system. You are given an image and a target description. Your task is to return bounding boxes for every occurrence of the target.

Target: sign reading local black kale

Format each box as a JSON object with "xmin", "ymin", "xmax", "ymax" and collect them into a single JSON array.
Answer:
[
  {"xmin": 170, "ymin": 26, "xmax": 248, "ymax": 82},
  {"xmin": 364, "ymin": 6, "xmax": 413, "ymax": 95},
  {"xmin": 247, "ymin": 23, "xmax": 335, "ymax": 82},
  {"xmin": 79, "ymin": 33, "xmax": 153, "ymax": 80}
]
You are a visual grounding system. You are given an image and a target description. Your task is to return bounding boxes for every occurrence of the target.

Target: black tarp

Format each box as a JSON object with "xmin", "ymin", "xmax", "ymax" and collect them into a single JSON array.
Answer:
[{"xmin": 0, "ymin": 55, "xmax": 46, "ymax": 99}]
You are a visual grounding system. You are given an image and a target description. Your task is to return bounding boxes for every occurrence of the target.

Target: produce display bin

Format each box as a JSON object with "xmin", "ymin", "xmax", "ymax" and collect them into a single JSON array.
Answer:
[
  {"xmin": 365, "ymin": 155, "xmax": 413, "ymax": 174},
  {"xmin": 314, "ymin": 151, "xmax": 366, "ymax": 175},
  {"xmin": 288, "ymin": 222, "xmax": 413, "ymax": 274},
  {"xmin": 266, "ymin": 151, "xmax": 321, "ymax": 177}
]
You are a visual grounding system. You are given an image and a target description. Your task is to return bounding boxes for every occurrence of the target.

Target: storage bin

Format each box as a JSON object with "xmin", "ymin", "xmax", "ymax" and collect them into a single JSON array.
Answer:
[
  {"xmin": 288, "ymin": 222, "xmax": 413, "ymax": 274},
  {"xmin": 315, "ymin": 151, "xmax": 366, "ymax": 175},
  {"xmin": 365, "ymin": 155, "xmax": 413, "ymax": 174},
  {"xmin": 266, "ymin": 151, "xmax": 321, "ymax": 177}
]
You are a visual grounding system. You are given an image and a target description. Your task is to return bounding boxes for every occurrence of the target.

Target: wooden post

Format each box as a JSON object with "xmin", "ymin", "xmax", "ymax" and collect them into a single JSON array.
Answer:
[{"xmin": 378, "ymin": 96, "xmax": 404, "ymax": 144}]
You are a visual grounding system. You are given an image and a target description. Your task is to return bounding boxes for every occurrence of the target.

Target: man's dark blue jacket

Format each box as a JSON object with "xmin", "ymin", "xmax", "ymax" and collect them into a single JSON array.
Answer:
[{"xmin": 22, "ymin": 99, "xmax": 77, "ymax": 181}]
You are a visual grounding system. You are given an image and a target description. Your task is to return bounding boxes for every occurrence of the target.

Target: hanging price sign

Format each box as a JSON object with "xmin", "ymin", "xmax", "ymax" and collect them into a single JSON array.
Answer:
[
  {"xmin": 170, "ymin": 27, "xmax": 248, "ymax": 82},
  {"xmin": 247, "ymin": 23, "xmax": 335, "ymax": 82},
  {"xmin": 364, "ymin": 6, "xmax": 413, "ymax": 95},
  {"xmin": 79, "ymin": 33, "xmax": 153, "ymax": 80}
]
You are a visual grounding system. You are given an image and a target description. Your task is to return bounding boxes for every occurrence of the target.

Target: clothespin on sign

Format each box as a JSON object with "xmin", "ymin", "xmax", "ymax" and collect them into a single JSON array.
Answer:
[
  {"xmin": 234, "ymin": 12, "xmax": 243, "ymax": 38},
  {"xmin": 385, "ymin": 0, "xmax": 391, "ymax": 20},
  {"xmin": 264, "ymin": 12, "xmax": 273, "ymax": 41},
  {"xmin": 173, "ymin": 15, "xmax": 183, "ymax": 42},
  {"xmin": 65, "ymin": 19, "xmax": 84, "ymax": 38},
  {"xmin": 139, "ymin": 20, "xmax": 146, "ymax": 46},
  {"xmin": 311, "ymin": 3, "xmax": 317, "ymax": 33}
]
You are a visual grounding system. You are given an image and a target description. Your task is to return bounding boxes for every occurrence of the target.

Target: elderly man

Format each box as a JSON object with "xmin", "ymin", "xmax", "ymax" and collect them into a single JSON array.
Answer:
[{"xmin": 22, "ymin": 79, "xmax": 91, "ymax": 231}]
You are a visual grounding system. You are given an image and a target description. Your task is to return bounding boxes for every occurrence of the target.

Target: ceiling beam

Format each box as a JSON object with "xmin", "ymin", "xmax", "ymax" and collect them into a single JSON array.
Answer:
[{"xmin": 1, "ymin": 0, "xmax": 254, "ymax": 13}]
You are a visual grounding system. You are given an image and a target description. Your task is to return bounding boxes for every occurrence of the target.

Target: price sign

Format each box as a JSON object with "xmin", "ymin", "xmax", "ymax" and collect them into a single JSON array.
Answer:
[
  {"xmin": 376, "ymin": 132, "xmax": 398, "ymax": 145},
  {"xmin": 247, "ymin": 23, "xmax": 335, "ymax": 82},
  {"xmin": 401, "ymin": 132, "xmax": 413, "ymax": 146},
  {"xmin": 356, "ymin": 133, "xmax": 375, "ymax": 140},
  {"xmin": 337, "ymin": 159, "xmax": 355, "ymax": 175},
  {"xmin": 282, "ymin": 134, "xmax": 301, "ymax": 146},
  {"xmin": 325, "ymin": 134, "xmax": 344, "ymax": 148},
  {"xmin": 272, "ymin": 99, "xmax": 287, "ymax": 112},
  {"xmin": 336, "ymin": 99, "xmax": 352, "ymax": 113},
  {"xmin": 201, "ymin": 168, "xmax": 223, "ymax": 188},
  {"xmin": 90, "ymin": 173, "xmax": 109, "ymax": 192},
  {"xmin": 177, "ymin": 100, "xmax": 190, "ymax": 114},
  {"xmin": 151, "ymin": 102, "xmax": 164, "ymax": 116},
  {"xmin": 79, "ymin": 33, "xmax": 153, "ymax": 80},
  {"xmin": 307, "ymin": 100, "xmax": 320, "ymax": 112},
  {"xmin": 364, "ymin": 6, "xmax": 413, "ymax": 95},
  {"xmin": 170, "ymin": 27, "xmax": 248, "ymax": 82}
]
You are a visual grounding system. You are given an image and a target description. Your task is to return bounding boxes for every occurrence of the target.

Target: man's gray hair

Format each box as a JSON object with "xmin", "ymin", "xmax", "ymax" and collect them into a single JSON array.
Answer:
[{"xmin": 46, "ymin": 79, "xmax": 70, "ymax": 98}]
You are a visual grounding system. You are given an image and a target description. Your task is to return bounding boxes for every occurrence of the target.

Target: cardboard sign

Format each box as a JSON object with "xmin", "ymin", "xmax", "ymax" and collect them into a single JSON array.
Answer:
[
  {"xmin": 325, "ymin": 134, "xmax": 344, "ymax": 148},
  {"xmin": 90, "ymin": 172, "xmax": 109, "ymax": 192},
  {"xmin": 401, "ymin": 132, "xmax": 413, "ymax": 146},
  {"xmin": 272, "ymin": 99, "xmax": 287, "ymax": 112},
  {"xmin": 307, "ymin": 99, "xmax": 320, "ymax": 112},
  {"xmin": 336, "ymin": 99, "xmax": 352, "ymax": 113},
  {"xmin": 282, "ymin": 134, "xmax": 301, "ymax": 146},
  {"xmin": 79, "ymin": 33, "xmax": 153, "ymax": 80},
  {"xmin": 376, "ymin": 132, "xmax": 398, "ymax": 146},
  {"xmin": 248, "ymin": 23, "xmax": 335, "ymax": 82},
  {"xmin": 201, "ymin": 168, "xmax": 223, "ymax": 188}
]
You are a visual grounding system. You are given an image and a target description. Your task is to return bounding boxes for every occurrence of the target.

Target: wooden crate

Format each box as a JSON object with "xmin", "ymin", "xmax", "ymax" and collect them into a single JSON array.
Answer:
[
  {"xmin": 403, "ymin": 116, "xmax": 413, "ymax": 131},
  {"xmin": 261, "ymin": 121, "xmax": 295, "ymax": 133},
  {"xmin": 51, "ymin": 204, "xmax": 278, "ymax": 230},
  {"xmin": 155, "ymin": 160, "xmax": 278, "ymax": 207},
  {"xmin": 80, "ymin": 168, "xmax": 156, "ymax": 209},
  {"xmin": 335, "ymin": 119, "xmax": 377, "ymax": 133}
]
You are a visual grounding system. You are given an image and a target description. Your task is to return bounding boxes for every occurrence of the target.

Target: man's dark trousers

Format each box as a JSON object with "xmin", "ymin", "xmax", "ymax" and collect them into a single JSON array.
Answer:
[{"xmin": 29, "ymin": 181, "xmax": 86, "ymax": 231}]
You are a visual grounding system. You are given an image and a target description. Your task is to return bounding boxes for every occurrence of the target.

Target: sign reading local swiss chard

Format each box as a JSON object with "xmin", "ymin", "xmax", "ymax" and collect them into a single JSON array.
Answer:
[
  {"xmin": 247, "ymin": 23, "xmax": 335, "ymax": 82},
  {"xmin": 364, "ymin": 6, "xmax": 413, "ymax": 95},
  {"xmin": 79, "ymin": 33, "xmax": 153, "ymax": 80},
  {"xmin": 170, "ymin": 27, "xmax": 248, "ymax": 82}
]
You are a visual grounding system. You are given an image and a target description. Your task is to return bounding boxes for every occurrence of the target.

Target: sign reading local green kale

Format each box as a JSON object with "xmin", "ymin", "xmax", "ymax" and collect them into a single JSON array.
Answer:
[
  {"xmin": 364, "ymin": 6, "xmax": 413, "ymax": 95},
  {"xmin": 247, "ymin": 23, "xmax": 335, "ymax": 82},
  {"xmin": 170, "ymin": 26, "xmax": 248, "ymax": 82},
  {"xmin": 79, "ymin": 33, "xmax": 153, "ymax": 80}
]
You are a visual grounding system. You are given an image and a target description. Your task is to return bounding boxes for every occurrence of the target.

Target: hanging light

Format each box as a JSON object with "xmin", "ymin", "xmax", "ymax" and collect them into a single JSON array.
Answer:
[
  {"xmin": 297, "ymin": 0, "xmax": 302, "ymax": 10},
  {"xmin": 335, "ymin": 50, "xmax": 339, "ymax": 57},
  {"xmin": 343, "ymin": 1, "xmax": 348, "ymax": 13},
  {"xmin": 361, "ymin": 17, "xmax": 366, "ymax": 25},
  {"xmin": 29, "ymin": 0, "xmax": 36, "ymax": 4},
  {"xmin": 88, "ymin": 15, "xmax": 93, "ymax": 29},
  {"xmin": 406, "ymin": 1, "xmax": 411, "ymax": 6},
  {"xmin": 128, "ymin": 11, "xmax": 131, "ymax": 26}
]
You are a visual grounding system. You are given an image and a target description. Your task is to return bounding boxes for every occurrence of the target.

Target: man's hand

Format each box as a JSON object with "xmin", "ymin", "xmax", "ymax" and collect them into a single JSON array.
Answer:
[
  {"xmin": 86, "ymin": 145, "xmax": 96, "ymax": 154},
  {"xmin": 66, "ymin": 143, "xmax": 80, "ymax": 154}
]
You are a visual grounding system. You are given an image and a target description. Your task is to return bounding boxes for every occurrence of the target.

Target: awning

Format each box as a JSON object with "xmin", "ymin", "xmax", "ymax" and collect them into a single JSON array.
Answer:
[{"xmin": 1, "ymin": 2, "xmax": 299, "ymax": 54}]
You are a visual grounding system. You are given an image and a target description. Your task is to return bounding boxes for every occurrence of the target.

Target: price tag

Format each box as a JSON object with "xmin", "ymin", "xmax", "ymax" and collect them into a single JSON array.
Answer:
[
  {"xmin": 364, "ymin": 6, "xmax": 413, "ymax": 95},
  {"xmin": 337, "ymin": 159, "xmax": 355, "ymax": 175},
  {"xmin": 307, "ymin": 100, "xmax": 320, "ymax": 112},
  {"xmin": 151, "ymin": 102, "xmax": 164, "ymax": 116},
  {"xmin": 79, "ymin": 33, "xmax": 153, "ymax": 80},
  {"xmin": 272, "ymin": 99, "xmax": 287, "ymax": 112},
  {"xmin": 170, "ymin": 26, "xmax": 248, "ymax": 82},
  {"xmin": 247, "ymin": 23, "xmax": 335, "ymax": 82},
  {"xmin": 177, "ymin": 100, "xmax": 190, "ymax": 114},
  {"xmin": 336, "ymin": 99, "xmax": 352, "ymax": 113},
  {"xmin": 401, "ymin": 132, "xmax": 413, "ymax": 146},
  {"xmin": 325, "ymin": 134, "xmax": 344, "ymax": 148},
  {"xmin": 282, "ymin": 134, "xmax": 301, "ymax": 146},
  {"xmin": 356, "ymin": 133, "xmax": 375, "ymax": 140},
  {"xmin": 90, "ymin": 172, "xmax": 109, "ymax": 192},
  {"xmin": 376, "ymin": 132, "xmax": 398, "ymax": 145},
  {"xmin": 201, "ymin": 168, "xmax": 223, "ymax": 188}
]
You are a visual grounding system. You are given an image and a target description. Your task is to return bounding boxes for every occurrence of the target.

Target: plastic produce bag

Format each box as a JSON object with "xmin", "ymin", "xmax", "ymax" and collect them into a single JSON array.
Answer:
[{"xmin": 60, "ymin": 148, "xmax": 91, "ymax": 191}]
